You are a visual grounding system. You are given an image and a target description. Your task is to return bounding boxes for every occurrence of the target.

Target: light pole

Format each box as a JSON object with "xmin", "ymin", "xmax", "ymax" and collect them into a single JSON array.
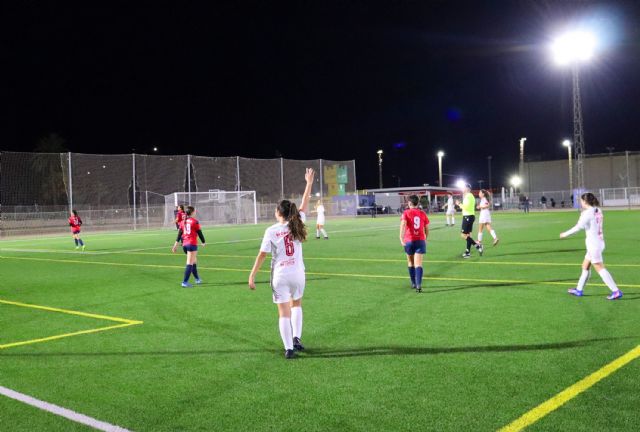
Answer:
[
  {"xmin": 519, "ymin": 137, "xmax": 526, "ymax": 191},
  {"xmin": 377, "ymin": 150, "xmax": 383, "ymax": 188},
  {"xmin": 552, "ymin": 30, "xmax": 597, "ymax": 191},
  {"xmin": 437, "ymin": 151, "xmax": 444, "ymax": 187},
  {"xmin": 487, "ymin": 155, "xmax": 492, "ymax": 191},
  {"xmin": 563, "ymin": 139, "xmax": 573, "ymax": 193}
]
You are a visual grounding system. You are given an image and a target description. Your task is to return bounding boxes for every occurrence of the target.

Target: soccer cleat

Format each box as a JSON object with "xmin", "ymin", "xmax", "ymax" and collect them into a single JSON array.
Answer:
[
  {"xmin": 324, "ymin": 237, "xmax": 329, "ymax": 240},
  {"xmin": 316, "ymin": 236, "xmax": 320, "ymax": 239},
  {"xmin": 462, "ymin": 252, "xmax": 471, "ymax": 259},
  {"xmin": 567, "ymin": 288, "xmax": 583, "ymax": 297},
  {"xmin": 607, "ymin": 290, "xmax": 623, "ymax": 301},
  {"xmin": 181, "ymin": 282, "xmax": 193, "ymax": 288},
  {"xmin": 476, "ymin": 243, "xmax": 484, "ymax": 256},
  {"xmin": 75, "ymin": 246, "xmax": 79, "ymax": 250},
  {"xmin": 416, "ymin": 286, "xmax": 422, "ymax": 293},
  {"xmin": 493, "ymin": 238, "xmax": 500, "ymax": 246},
  {"xmin": 194, "ymin": 278, "xmax": 202, "ymax": 284},
  {"xmin": 284, "ymin": 349, "xmax": 296, "ymax": 359},
  {"xmin": 81, "ymin": 245, "xmax": 85, "ymax": 251},
  {"xmin": 293, "ymin": 337, "xmax": 305, "ymax": 351}
]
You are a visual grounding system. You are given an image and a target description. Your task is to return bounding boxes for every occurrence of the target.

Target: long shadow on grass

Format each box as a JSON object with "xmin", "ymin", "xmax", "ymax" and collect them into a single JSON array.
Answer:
[
  {"xmin": 490, "ymin": 248, "xmax": 583, "ymax": 258},
  {"xmin": 420, "ymin": 278, "xmax": 575, "ymax": 294},
  {"xmin": 303, "ymin": 336, "xmax": 636, "ymax": 359}
]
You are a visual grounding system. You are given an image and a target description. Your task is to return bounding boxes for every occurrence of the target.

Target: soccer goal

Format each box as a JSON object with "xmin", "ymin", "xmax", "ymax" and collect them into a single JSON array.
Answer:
[{"xmin": 164, "ymin": 191, "xmax": 257, "ymax": 227}]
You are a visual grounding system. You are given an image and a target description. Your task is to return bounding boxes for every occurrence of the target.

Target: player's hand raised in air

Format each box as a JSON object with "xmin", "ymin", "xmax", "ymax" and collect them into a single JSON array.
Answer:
[{"xmin": 305, "ymin": 168, "xmax": 315, "ymax": 184}]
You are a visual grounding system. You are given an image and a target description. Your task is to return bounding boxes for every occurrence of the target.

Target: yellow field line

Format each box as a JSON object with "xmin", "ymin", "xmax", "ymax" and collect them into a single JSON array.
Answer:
[
  {"xmin": 0, "ymin": 322, "xmax": 140, "ymax": 350},
  {"xmin": 4, "ymin": 247, "xmax": 639, "ymax": 268},
  {"xmin": 2, "ymin": 255, "xmax": 639, "ymax": 289},
  {"xmin": 0, "ymin": 299, "xmax": 142, "ymax": 325},
  {"xmin": 498, "ymin": 344, "xmax": 640, "ymax": 431}
]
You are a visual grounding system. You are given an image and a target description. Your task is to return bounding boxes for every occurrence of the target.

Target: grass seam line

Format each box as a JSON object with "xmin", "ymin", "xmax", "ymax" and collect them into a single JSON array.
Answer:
[
  {"xmin": 0, "ymin": 385, "xmax": 132, "ymax": 431},
  {"xmin": 2, "ymin": 255, "xmax": 639, "ymax": 289},
  {"xmin": 498, "ymin": 344, "xmax": 640, "ymax": 432}
]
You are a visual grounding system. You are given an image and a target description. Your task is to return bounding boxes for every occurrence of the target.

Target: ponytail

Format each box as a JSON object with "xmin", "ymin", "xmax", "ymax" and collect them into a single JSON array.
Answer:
[
  {"xmin": 72, "ymin": 209, "xmax": 78, "ymax": 216},
  {"xmin": 185, "ymin": 206, "xmax": 195, "ymax": 216},
  {"xmin": 581, "ymin": 192, "xmax": 599, "ymax": 207},
  {"xmin": 277, "ymin": 200, "xmax": 307, "ymax": 242},
  {"xmin": 480, "ymin": 189, "xmax": 491, "ymax": 203}
]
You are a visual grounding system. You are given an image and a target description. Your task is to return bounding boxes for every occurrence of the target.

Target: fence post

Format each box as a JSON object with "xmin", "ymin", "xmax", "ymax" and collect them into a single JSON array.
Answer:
[
  {"xmin": 319, "ymin": 159, "xmax": 324, "ymax": 199},
  {"xmin": 280, "ymin": 157, "xmax": 284, "ymax": 200},
  {"xmin": 145, "ymin": 190, "xmax": 149, "ymax": 229},
  {"xmin": 626, "ymin": 151, "xmax": 631, "ymax": 209},
  {"xmin": 253, "ymin": 191, "xmax": 258, "ymax": 224},
  {"xmin": 132, "ymin": 153, "xmax": 137, "ymax": 230},
  {"xmin": 187, "ymin": 154, "xmax": 192, "ymax": 205},
  {"xmin": 68, "ymin": 152, "xmax": 73, "ymax": 212},
  {"xmin": 236, "ymin": 157, "xmax": 241, "ymax": 224}
]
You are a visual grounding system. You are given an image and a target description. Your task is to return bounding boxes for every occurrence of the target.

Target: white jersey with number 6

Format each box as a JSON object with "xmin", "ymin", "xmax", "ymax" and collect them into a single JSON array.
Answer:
[{"xmin": 260, "ymin": 212, "xmax": 307, "ymax": 278}]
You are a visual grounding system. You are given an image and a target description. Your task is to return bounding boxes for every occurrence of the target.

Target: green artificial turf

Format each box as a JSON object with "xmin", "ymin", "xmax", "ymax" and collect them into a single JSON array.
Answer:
[{"xmin": 0, "ymin": 211, "xmax": 638, "ymax": 431}]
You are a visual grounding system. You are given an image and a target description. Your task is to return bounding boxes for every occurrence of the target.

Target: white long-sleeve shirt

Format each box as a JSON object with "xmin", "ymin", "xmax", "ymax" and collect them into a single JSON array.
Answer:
[{"xmin": 562, "ymin": 207, "xmax": 604, "ymax": 248}]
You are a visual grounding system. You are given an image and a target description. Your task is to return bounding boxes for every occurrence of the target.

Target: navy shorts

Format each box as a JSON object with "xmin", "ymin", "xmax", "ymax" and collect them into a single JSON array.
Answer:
[
  {"xmin": 404, "ymin": 240, "xmax": 426, "ymax": 255},
  {"xmin": 183, "ymin": 245, "xmax": 198, "ymax": 253}
]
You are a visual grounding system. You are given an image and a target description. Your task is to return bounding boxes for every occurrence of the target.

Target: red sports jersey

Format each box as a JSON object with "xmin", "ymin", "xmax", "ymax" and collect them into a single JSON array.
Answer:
[
  {"xmin": 181, "ymin": 217, "xmax": 202, "ymax": 246},
  {"xmin": 176, "ymin": 210, "xmax": 186, "ymax": 223},
  {"xmin": 68, "ymin": 215, "xmax": 82, "ymax": 231},
  {"xmin": 402, "ymin": 208, "xmax": 429, "ymax": 241}
]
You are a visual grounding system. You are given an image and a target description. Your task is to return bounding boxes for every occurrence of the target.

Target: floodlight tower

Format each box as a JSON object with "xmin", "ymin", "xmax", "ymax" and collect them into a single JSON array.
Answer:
[
  {"xmin": 437, "ymin": 151, "xmax": 445, "ymax": 187},
  {"xmin": 377, "ymin": 149, "xmax": 384, "ymax": 188},
  {"xmin": 552, "ymin": 30, "xmax": 596, "ymax": 191},
  {"xmin": 519, "ymin": 138, "xmax": 526, "ymax": 191}
]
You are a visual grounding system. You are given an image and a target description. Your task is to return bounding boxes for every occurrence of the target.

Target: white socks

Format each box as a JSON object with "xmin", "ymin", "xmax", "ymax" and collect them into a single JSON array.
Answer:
[
  {"xmin": 320, "ymin": 228, "xmax": 327, "ymax": 238},
  {"xmin": 279, "ymin": 317, "xmax": 293, "ymax": 350},
  {"xmin": 316, "ymin": 229, "xmax": 320, "ymax": 237},
  {"xmin": 597, "ymin": 269, "xmax": 619, "ymax": 293},
  {"xmin": 577, "ymin": 269, "xmax": 591, "ymax": 291},
  {"xmin": 291, "ymin": 306, "xmax": 303, "ymax": 339},
  {"xmin": 478, "ymin": 233, "xmax": 483, "ymax": 242},
  {"xmin": 490, "ymin": 230, "xmax": 497, "ymax": 240}
]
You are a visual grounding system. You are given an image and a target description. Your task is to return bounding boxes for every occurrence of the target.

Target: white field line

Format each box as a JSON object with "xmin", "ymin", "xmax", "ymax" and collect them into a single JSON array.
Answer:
[{"xmin": 0, "ymin": 385, "xmax": 132, "ymax": 432}]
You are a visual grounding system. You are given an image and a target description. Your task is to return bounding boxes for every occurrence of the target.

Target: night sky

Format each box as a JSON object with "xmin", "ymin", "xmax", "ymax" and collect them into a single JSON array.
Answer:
[{"xmin": 7, "ymin": 1, "xmax": 640, "ymax": 189}]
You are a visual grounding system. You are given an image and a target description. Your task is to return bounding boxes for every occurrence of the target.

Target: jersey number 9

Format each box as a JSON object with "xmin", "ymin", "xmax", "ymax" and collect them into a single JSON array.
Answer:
[{"xmin": 413, "ymin": 216, "xmax": 421, "ymax": 230}]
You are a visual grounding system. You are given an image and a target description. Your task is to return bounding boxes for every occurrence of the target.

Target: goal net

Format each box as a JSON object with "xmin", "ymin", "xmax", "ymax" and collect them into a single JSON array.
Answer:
[{"xmin": 164, "ymin": 191, "xmax": 257, "ymax": 227}]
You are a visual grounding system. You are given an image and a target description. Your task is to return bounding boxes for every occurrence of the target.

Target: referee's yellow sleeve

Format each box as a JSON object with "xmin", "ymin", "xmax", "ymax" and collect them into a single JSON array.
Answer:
[{"xmin": 461, "ymin": 193, "xmax": 475, "ymax": 216}]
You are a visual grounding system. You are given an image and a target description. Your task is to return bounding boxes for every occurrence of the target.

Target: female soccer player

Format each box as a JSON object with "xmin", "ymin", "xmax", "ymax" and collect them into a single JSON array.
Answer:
[
  {"xmin": 477, "ymin": 189, "xmax": 499, "ymax": 246},
  {"xmin": 443, "ymin": 193, "xmax": 455, "ymax": 227},
  {"xmin": 399, "ymin": 195, "xmax": 429, "ymax": 293},
  {"xmin": 315, "ymin": 199, "xmax": 328, "ymax": 239},
  {"xmin": 248, "ymin": 168, "xmax": 315, "ymax": 359},
  {"xmin": 68, "ymin": 210, "xmax": 85, "ymax": 251},
  {"xmin": 175, "ymin": 205, "xmax": 185, "ymax": 230},
  {"xmin": 172, "ymin": 206, "xmax": 206, "ymax": 288},
  {"xmin": 560, "ymin": 192, "xmax": 623, "ymax": 300}
]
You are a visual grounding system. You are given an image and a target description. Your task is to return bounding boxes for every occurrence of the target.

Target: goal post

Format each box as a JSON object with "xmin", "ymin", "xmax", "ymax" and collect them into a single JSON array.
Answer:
[{"xmin": 164, "ymin": 191, "xmax": 257, "ymax": 227}]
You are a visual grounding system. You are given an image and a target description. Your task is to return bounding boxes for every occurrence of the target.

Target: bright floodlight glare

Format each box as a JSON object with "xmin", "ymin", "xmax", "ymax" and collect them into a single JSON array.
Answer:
[
  {"xmin": 510, "ymin": 175, "xmax": 522, "ymax": 187},
  {"xmin": 377, "ymin": 149, "xmax": 383, "ymax": 155},
  {"xmin": 437, "ymin": 151, "xmax": 445, "ymax": 158},
  {"xmin": 455, "ymin": 179, "xmax": 466, "ymax": 189},
  {"xmin": 552, "ymin": 30, "xmax": 596, "ymax": 65},
  {"xmin": 562, "ymin": 139, "xmax": 572, "ymax": 147}
]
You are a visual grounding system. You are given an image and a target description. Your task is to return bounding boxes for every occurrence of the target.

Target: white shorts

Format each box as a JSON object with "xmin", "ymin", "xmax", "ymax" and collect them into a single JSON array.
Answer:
[
  {"xmin": 271, "ymin": 272, "xmax": 305, "ymax": 304},
  {"xmin": 479, "ymin": 212, "xmax": 491, "ymax": 224},
  {"xmin": 585, "ymin": 244, "xmax": 605, "ymax": 264},
  {"xmin": 446, "ymin": 210, "xmax": 455, "ymax": 216},
  {"xmin": 316, "ymin": 216, "xmax": 325, "ymax": 226}
]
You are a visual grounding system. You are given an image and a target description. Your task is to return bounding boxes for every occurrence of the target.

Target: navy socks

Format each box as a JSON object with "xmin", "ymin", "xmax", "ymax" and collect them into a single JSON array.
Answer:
[
  {"xmin": 183, "ymin": 264, "xmax": 193, "ymax": 283},
  {"xmin": 192, "ymin": 264, "xmax": 199, "ymax": 280},
  {"xmin": 415, "ymin": 266, "xmax": 423, "ymax": 287},
  {"xmin": 408, "ymin": 266, "xmax": 416, "ymax": 285}
]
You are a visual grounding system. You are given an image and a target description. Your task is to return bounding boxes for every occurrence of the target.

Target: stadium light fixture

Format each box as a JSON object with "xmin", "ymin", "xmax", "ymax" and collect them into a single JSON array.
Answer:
[
  {"xmin": 153, "ymin": 147, "xmax": 159, "ymax": 152},
  {"xmin": 510, "ymin": 175, "xmax": 522, "ymax": 188},
  {"xmin": 437, "ymin": 151, "xmax": 445, "ymax": 187},
  {"xmin": 455, "ymin": 179, "xmax": 466, "ymax": 190},
  {"xmin": 551, "ymin": 30, "xmax": 597, "ymax": 66}
]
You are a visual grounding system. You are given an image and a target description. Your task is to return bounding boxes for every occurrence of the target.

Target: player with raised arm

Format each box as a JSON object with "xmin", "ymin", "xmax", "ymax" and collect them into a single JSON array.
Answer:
[
  {"xmin": 560, "ymin": 192, "xmax": 623, "ymax": 300},
  {"xmin": 248, "ymin": 168, "xmax": 315, "ymax": 359},
  {"xmin": 400, "ymin": 195, "xmax": 429, "ymax": 293},
  {"xmin": 477, "ymin": 189, "xmax": 499, "ymax": 246},
  {"xmin": 68, "ymin": 209, "xmax": 85, "ymax": 251},
  {"xmin": 315, "ymin": 199, "xmax": 329, "ymax": 239},
  {"xmin": 443, "ymin": 193, "xmax": 455, "ymax": 227},
  {"xmin": 456, "ymin": 184, "xmax": 482, "ymax": 258},
  {"xmin": 172, "ymin": 206, "xmax": 206, "ymax": 288}
]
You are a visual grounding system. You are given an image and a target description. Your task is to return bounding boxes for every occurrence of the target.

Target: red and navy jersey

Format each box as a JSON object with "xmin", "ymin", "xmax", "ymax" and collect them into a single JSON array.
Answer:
[
  {"xmin": 181, "ymin": 217, "xmax": 202, "ymax": 246},
  {"xmin": 68, "ymin": 215, "xmax": 82, "ymax": 230},
  {"xmin": 402, "ymin": 208, "xmax": 429, "ymax": 242},
  {"xmin": 176, "ymin": 210, "xmax": 186, "ymax": 223}
]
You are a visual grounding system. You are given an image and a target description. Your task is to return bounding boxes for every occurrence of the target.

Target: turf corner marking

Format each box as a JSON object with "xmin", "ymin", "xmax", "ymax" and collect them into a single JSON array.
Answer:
[
  {"xmin": 498, "ymin": 344, "xmax": 640, "ymax": 432},
  {"xmin": 0, "ymin": 299, "xmax": 143, "ymax": 350}
]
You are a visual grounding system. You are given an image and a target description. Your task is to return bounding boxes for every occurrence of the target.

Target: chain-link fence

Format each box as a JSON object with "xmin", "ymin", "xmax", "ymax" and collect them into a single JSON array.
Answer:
[{"xmin": 0, "ymin": 152, "xmax": 357, "ymax": 236}]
